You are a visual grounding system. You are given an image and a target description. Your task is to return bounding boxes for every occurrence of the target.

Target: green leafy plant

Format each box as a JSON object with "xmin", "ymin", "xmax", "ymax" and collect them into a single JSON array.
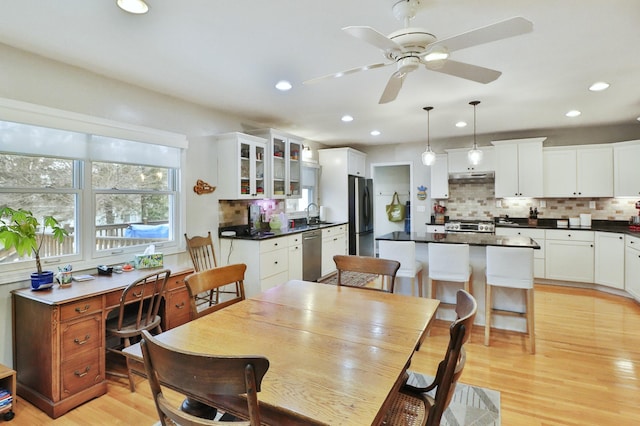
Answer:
[{"xmin": 0, "ymin": 207, "xmax": 69, "ymax": 274}]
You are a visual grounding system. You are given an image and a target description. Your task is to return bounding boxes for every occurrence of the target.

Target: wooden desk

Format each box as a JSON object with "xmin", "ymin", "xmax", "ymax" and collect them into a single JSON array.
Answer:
[
  {"xmin": 138, "ymin": 280, "xmax": 440, "ymax": 425},
  {"xmin": 11, "ymin": 263, "xmax": 193, "ymax": 419}
]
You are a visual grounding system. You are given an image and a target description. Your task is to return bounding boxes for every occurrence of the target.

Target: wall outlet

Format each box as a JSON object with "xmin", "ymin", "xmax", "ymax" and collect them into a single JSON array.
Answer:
[
  {"xmin": 589, "ymin": 201, "xmax": 596, "ymax": 209},
  {"xmin": 539, "ymin": 200, "xmax": 547, "ymax": 208},
  {"xmin": 495, "ymin": 199, "xmax": 502, "ymax": 208}
]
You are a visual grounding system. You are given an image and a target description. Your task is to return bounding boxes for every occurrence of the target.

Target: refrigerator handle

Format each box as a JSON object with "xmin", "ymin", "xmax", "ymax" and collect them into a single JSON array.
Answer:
[{"xmin": 363, "ymin": 184, "xmax": 371, "ymax": 226}]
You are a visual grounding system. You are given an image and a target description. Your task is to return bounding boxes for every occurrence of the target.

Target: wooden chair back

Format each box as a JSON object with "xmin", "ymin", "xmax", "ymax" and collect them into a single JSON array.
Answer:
[
  {"xmin": 185, "ymin": 232, "xmax": 218, "ymax": 272},
  {"xmin": 184, "ymin": 263, "xmax": 247, "ymax": 320},
  {"xmin": 140, "ymin": 330, "xmax": 269, "ymax": 426},
  {"xmin": 333, "ymin": 254, "xmax": 400, "ymax": 293},
  {"xmin": 113, "ymin": 269, "xmax": 171, "ymax": 335}
]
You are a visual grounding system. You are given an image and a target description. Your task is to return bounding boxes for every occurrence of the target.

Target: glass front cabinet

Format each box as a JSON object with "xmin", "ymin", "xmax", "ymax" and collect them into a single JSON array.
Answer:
[
  {"xmin": 251, "ymin": 129, "xmax": 302, "ymax": 199},
  {"xmin": 216, "ymin": 132, "xmax": 267, "ymax": 199}
]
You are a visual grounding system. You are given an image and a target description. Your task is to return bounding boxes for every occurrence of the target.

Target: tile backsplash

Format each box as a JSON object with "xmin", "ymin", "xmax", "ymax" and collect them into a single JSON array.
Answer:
[
  {"xmin": 443, "ymin": 182, "xmax": 638, "ymax": 221},
  {"xmin": 218, "ymin": 199, "xmax": 282, "ymax": 227}
]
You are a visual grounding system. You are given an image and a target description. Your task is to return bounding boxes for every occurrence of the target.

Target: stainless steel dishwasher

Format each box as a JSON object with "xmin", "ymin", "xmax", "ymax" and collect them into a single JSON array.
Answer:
[{"xmin": 302, "ymin": 229, "xmax": 322, "ymax": 281}]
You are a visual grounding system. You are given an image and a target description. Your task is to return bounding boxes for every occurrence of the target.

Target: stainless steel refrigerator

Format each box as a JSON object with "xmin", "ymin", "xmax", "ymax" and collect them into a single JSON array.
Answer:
[{"xmin": 348, "ymin": 175, "xmax": 374, "ymax": 256}]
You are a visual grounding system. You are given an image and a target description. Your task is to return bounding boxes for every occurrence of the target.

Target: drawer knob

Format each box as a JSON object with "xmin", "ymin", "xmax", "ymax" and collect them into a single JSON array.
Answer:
[
  {"xmin": 74, "ymin": 366, "xmax": 91, "ymax": 377},
  {"xmin": 74, "ymin": 334, "xmax": 91, "ymax": 345},
  {"xmin": 175, "ymin": 302, "xmax": 185, "ymax": 309},
  {"xmin": 75, "ymin": 304, "xmax": 91, "ymax": 314}
]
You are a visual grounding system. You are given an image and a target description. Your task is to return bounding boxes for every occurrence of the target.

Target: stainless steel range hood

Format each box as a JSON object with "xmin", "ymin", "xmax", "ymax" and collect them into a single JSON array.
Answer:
[{"xmin": 448, "ymin": 171, "xmax": 495, "ymax": 183}]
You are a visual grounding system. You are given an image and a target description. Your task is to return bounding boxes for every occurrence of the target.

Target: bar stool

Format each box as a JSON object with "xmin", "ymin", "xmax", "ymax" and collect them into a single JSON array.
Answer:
[
  {"xmin": 485, "ymin": 246, "xmax": 535, "ymax": 354},
  {"xmin": 378, "ymin": 240, "xmax": 424, "ymax": 297},
  {"xmin": 428, "ymin": 243, "xmax": 472, "ymax": 308}
]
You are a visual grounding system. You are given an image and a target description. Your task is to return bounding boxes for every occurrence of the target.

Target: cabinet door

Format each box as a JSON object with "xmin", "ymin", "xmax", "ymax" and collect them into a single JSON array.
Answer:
[
  {"xmin": 348, "ymin": 150, "xmax": 366, "ymax": 176},
  {"xmin": 164, "ymin": 287, "xmax": 191, "ymax": 329},
  {"xmin": 447, "ymin": 147, "xmax": 494, "ymax": 173},
  {"xmin": 594, "ymin": 232, "xmax": 624, "ymax": 289},
  {"xmin": 625, "ymin": 245, "xmax": 640, "ymax": 300},
  {"xmin": 430, "ymin": 154, "xmax": 449, "ymax": 199},
  {"xmin": 494, "ymin": 143, "xmax": 519, "ymax": 197},
  {"xmin": 270, "ymin": 135, "xmax": 287, "ymax": 198},
  {"xmin": 288, "ymin": 244, "xmax": 303, "ymax": 280},
  {"xmin": 287, "ymin": 138, "xmax": 302, "ymax": 198},
  {"xmin": 217, "ymin": 133, "xmax": 267, "ymax": 199},
  {"xmin": 517, "ymin": 141, "xmax": 543, "ymax": 197},
  {"xmin": 545, "ymin": 240, "xmax": 594, "ymax": 283},
  {"xmin": 543, "ymin": 149, "xmax": 577, "ymax": 197},
  {"xmin": 577, "ymin": 147, "xmax": 613, "ymax": 197},
  {"xmin": 614, "ymin": 142, "xmax": 640, "ymax": 197}
]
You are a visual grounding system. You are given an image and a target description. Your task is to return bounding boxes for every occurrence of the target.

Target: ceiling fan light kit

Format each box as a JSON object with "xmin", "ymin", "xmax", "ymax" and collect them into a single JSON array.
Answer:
[
  {"xmin": 467, "ymin": 100, "xmax": 483, "ymax": 166},
  {"xmin": 116, "ymin": 0, "xmax": 149, "ymax": 14},
  {"xmin": 304, "ymin": 0, "xmax": 533, "ymax": 105},
  {"xmin": 421, "ymin": 106, "xmax": 436, "ymax": 166}
]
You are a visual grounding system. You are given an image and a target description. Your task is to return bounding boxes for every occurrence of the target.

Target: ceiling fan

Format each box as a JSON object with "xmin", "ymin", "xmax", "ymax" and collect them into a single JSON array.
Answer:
[{"xmin": 304, "ymin": 0, "xmax": 533, "ymax": 104}]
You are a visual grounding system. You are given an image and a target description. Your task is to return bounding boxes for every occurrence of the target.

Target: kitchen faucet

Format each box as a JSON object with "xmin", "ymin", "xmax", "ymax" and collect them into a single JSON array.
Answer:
[{"xmin": 306, "ymin": 203, "xmax": 319, "ymax": 225}]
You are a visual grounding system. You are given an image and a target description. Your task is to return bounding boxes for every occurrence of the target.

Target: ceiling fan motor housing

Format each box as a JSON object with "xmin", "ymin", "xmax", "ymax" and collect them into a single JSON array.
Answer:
[{"xmin": 387, "ymin": 28, "xmax": 436, "ymax": 61}]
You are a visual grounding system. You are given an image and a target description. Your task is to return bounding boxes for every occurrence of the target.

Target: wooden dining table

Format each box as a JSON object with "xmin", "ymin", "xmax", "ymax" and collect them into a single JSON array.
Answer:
[{"xmin": 136, "ymin": 279, "xmax": 440, "ymax": 425}]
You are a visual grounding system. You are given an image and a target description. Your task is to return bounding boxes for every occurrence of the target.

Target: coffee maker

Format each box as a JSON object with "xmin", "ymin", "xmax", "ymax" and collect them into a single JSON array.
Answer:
[{"xmin": 248, "ymin": 204, "xmax": 261, "ymax": 234}]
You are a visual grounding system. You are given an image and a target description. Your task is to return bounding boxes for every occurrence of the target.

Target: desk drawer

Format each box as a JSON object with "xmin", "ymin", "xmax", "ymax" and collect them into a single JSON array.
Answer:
[
  {"xmin": 163, "ymin": 287, "xmax": 191, "ymax": 330},
  {"xmin": 166, "ymin": 272, "xmax": 190, "ymax": 291},
  {"xmin": 60, "ymin": 296, "xmax": 103, "ymax": 321},
  {"xmin": 61, "ymin": 314, "xmax": 102, "ymax": 359},
  {"xmin": 61, "ymin": 349, "xmax": 103, "ymax": 397},
  {"xmin": 105, "ymin": 281, "xmax": 159, "ymax": 309}
]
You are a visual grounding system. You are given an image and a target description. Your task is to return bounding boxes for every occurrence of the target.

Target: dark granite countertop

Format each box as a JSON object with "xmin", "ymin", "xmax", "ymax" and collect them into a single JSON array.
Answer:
[
  {"xmin": 219, "ymin": 221, "xmax": 348, "ymax": 241},
  {"xmin": 495, "ymin": 218, "xmax": 640, "ymax": 237},
  {"xmin": 376, "ymin": 231, "xmax": 540, "ymax": 249}
]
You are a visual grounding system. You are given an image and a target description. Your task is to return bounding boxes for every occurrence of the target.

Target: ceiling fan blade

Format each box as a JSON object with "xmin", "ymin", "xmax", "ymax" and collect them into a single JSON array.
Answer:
[
  {"xmin": 427, "ymin": 60, "xmax": 502, "ymax": 84},
  {"xmin": 303, "ymin": 62, "xmax": 391, "ymax": 85},
  {"xmin": 343, "ymin": 26, "xmax": 405, "ymax": 54},
  {"xmin": 379, "ymin": 71, "xmax": 406, "ymax": 104},
  {"xmin": 430, "ymin": 16, "xmax": 533, "ymax": 53}
]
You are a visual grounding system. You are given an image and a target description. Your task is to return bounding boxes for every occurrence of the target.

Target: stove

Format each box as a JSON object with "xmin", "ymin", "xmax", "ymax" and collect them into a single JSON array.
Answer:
[{"xmin": 444, "ymin": 220, "xmax": 495, "ymax": 234}]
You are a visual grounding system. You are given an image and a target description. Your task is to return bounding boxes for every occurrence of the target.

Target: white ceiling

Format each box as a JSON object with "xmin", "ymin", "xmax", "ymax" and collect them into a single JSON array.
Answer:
[{"xmin": 1, "ymin": 0, "xmax": 639, "ymax": 146}]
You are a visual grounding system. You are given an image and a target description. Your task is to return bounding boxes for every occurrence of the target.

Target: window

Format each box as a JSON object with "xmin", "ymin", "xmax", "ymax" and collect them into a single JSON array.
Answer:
[
  {"xmin": 0, "ymin": 113, "xmax": 185, "ymax": 279},
  {"xmin": 285, "ymin": 162, "xmax": 319, "ymax": 213}
]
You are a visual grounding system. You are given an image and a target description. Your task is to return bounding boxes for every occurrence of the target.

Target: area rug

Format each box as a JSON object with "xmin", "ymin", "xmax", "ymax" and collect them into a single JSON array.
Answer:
[
  {"xmin": 317, "ymin": 270, "xmax": 379, "ymax": 287},
  {"xmin": 406, "ymin": 371, "xmax": 501, "ymax": 426}
]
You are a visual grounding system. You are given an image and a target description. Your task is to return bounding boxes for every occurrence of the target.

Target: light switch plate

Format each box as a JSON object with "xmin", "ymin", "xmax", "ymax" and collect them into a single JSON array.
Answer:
[
  {"xmin": 495, "ymin": 199, "xmax": 502, "ymax": 208},
  {"xmin": 539, "ymin": 200, "xmax": 547, "ymax": 208},
  {"xmin": 417, "ymin": 205, "xmax": 426, "ymax": 212},
  {"xmin": 589, "ymin": 201, "xmax": 596, "ymax": 209}
]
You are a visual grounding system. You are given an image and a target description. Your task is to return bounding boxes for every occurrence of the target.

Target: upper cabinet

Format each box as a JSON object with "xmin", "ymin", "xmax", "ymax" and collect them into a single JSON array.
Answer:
[
  {"xmin": 430, "ymin": 154, "xmax": 449, "ymax": 199},
  {"xmin": 613, "ymin": 140, "xmax": 640, "ymax": 197},
  {"xmin": 492, "ymin": 138, "xmax": 545, "ymax": 198},
  {"xmin": 249, "ymin": 129, "xmax": 302, "ymax": 199},
  {"xmin": 543, "ymin": 145, "xmax": 613, "ymax": 197},
  {"xmin": 216, "ymin": 132, "xmax": 267, "ymax": 199},
  {"xmin": 446, "ymin": 146, "xmax": 494, "ymax": 173},
  {"xmin": 347, "ymin": 149, "xmax": 366, "ymax": 177}
]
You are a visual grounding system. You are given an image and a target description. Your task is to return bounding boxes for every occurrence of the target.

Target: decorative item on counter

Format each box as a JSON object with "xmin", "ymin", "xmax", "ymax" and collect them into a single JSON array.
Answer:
[
  {"xmin": 416, "ymin": 185, "xmax": 427, "ymax": 201},
  {"xmin": 269, "ymin": 215, "xmax": 282, "ymax": 230},
  {"xmin": 528, "ymin": 207, "xmax": 539, "ymax": 226},
  {"xmin": 134, "ymin": 244, "xmax": 163, "ymax": 269},
  {"xmin": 630, "ymin": 200, "xmax": 640, "ymax": 231},
  {"xmin": 56, "ymin": 264, "xmax": 73, "ymax": 287},
  {"xmin": 434, "ymin": 203, "xmax": 446, "ymax": 224},
  {"xmin": 386, "ymin": 192, "xmax": 406, "ymax": 222},
  {"xmin": 193, "ymin": 179, "xmax": 216, "ymax": 195}
]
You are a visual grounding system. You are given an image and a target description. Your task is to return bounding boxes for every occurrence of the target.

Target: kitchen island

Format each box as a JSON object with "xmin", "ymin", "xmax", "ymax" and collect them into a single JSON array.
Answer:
[{"xmin": 376, "ymin": 231, "xmax": 540, "ymax": 333}]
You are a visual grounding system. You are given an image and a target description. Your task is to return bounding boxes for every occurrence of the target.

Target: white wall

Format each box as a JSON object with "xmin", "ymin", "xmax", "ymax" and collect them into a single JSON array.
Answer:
[{"xmin": 0, "ymin": 43, "xmax": 253, "ymax": 366}]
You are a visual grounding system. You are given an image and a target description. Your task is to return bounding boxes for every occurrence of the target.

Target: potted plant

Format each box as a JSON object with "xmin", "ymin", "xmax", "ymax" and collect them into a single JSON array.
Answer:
[{"xmin": 0, "ymin": 207, "xmax": 69, "ymax": 289}]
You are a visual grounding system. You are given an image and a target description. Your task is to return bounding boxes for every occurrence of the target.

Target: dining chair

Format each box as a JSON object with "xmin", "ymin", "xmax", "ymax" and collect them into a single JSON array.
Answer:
[
  {"xmin": 185, "ymin": 232, "xmax": 241, "ymax": 308},
  {"xmin": 333, "ymin": 254, "xmax": 400, "ymax": 293},
  {"xmin": 184, "ymin": 263, "xmax": 247, "ymax": 320},
  {"xmin": 378, "ymin": 240, "xmax": 424, "ymax": 297},
  {"xmin": 485, "ymin": 245, "xmax": 536, "ymax": 354},
  {"xmin": 383, "ymin": 289, "xmax": 477, "ymax": 426},
  {"xmin": 106, "ymin": 269, "xmax": 170, "ymax": 392},
  {"xmin": 428, "ymin": 243, "xmax": 472, "ymax": 308},
  {"xmin": 140, "ymin": 330, "xmax": 270, "ymax": 426}
]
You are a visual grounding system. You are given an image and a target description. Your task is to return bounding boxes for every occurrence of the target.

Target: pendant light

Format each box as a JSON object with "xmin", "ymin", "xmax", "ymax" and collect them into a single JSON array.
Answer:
[
  {"xmin": 467, "ymin": 100, "xmax": 483, "ymax": 165},
  {"xmin": 421, "ymin": 106, "xmax": 436, "ymax": 166}
]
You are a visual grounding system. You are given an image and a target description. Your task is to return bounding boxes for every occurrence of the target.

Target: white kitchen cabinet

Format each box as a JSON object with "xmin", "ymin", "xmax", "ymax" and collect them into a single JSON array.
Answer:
[
  {"xmin": 216, "ymin": 132, "xmax": 267, "ymax": 199},
  {"xmin": 249, "ymin": 129, "xmax": 302, "ymax": 199},
  {"xmin": 348, "ymin": 149, "xmax": 366, "ymax": 177},
  {"xmin": 625, "ymin": 235, "xmax": 640, "ymax": 300},
  {"xmin": 594, "ymin": 232, "xmax": 625, "ymax": 289},
  {"xmin": 613, "ymin": 140, "xmax": 640, "ymax": 197},
  {"xmin": 288, "ymin": 233, "xmax": 303, "ymax": 281},
  {"xmin": 492, "ymin": 138, "xmax": 545, "ymax": 198},
  {"xmin": 543, "ymin": 145, "xmax": 613, "ymax": 197},
  {"xmin": 321, "ymin": 225, "xmax": 347, "ymax": 277},
  {"xmin": 219, "ymin": 236, "xmax": 288, "ymax": 296},
  {"xmin": 430, "ymin": 154, "xmax": 449, "ymax": 199},
  {"xmin": 319, "ymin": 148, "xmax": 367, "ymax": 222},
  {"xmin": 545, "ymin": 230, "xmax": 594, "ymax": 283},
  {"xmin": 446, "ymin": 147, "xmax": 494, "ymax": 173},
  {"xmin": 496, "ymin": 227, "xmax": 546, "ymax": 278}
]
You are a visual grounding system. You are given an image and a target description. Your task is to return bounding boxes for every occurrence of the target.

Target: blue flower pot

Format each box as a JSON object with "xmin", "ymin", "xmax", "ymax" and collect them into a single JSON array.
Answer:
[{"xmin": 31, "ymin": 271, "xmax": 54, "ymax": 290}]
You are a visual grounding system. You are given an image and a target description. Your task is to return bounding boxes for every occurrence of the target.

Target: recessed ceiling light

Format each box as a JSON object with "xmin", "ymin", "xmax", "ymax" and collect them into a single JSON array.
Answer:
[
  {"xmin": 637, "ymin": 116, "xmax": 640, "ymax": 122},
  {"xmin": 341, "ymin": 115, "xmax": 354, "ymax": 122},
  {"xmin": 455, "ymin": 121, "xmax": 467, "ymax": 128},
  {"xmin": 370, "ymin": 130, "xmax": 381, "ymax": 136},
  {"xmin": 589, "ymin": 81, "xmax": 610, "ymax": 92},
  {"xmin": 116, "ymin": 0, "xmax": 149, "ymax": 14},
  {"xmin": 566, "ymin": 110, "xmax": 581, "ymax": 118},
  {"xmin": 275, "ymin": 80, "xmax": 292, "ymax": 91}
]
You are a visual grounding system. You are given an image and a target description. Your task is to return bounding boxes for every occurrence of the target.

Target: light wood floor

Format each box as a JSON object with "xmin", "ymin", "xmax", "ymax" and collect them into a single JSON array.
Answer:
[{"xmin": 12, "ymin": 284, "xmax": 640, "ymax": 425}]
